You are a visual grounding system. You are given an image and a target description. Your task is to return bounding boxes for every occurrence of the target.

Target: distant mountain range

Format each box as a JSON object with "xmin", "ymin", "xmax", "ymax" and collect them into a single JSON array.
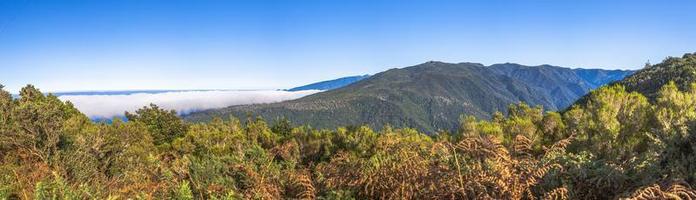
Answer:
[
  {"xmin": 573, "ymin": 68, "xmax": 635, "ymax": 88},
  {"xmin": 487, "ymin": 63, "xmax": 633, "ymax": 109},
  {"xmin": 185, "ymin": 61, "xmax": 634, "ymax": 132},
  {"xmin": 287, "ymin": 75, "xmax": 370, "ymax": 91}
]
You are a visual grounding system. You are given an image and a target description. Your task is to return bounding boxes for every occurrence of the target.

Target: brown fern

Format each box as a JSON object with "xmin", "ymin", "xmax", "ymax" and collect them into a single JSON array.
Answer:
[
  {"xmin": 542, "ymin": 187, "xmax": 569, "ymax": 200},
  {"xmin": 449, "ymin": 134, "xmax": 572, "ymax": 199},
  {"xmin": 513, "ymin": 134, "xmax": 533, "ymax": 158},
  {"xmin": 288, "ymin": 170, "xmax": 316, "ymax": 200},
  {"xmin": 623, "ymin": 181, "xmax": 696, "ymax": 200}
]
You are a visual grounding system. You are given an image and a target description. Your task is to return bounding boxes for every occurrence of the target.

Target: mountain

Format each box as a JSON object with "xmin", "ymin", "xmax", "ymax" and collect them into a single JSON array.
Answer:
[
  {"xmin": 572, "ymin": 68, "xmax": 634, "ymax": 88},
  {"xmin": 487, "ymin": 63, "xmax": 633, "ymax": 109},
  {"xmin": 185, "ymin": 61, "xmax": 633, "ymax": 133},
  {"xmin": 615, "ymin": 53, "xmax": 696, "ymax": 100},
  {"xmin": 287, "ymin": 75, "xmax": 370, "ymax": 91}
]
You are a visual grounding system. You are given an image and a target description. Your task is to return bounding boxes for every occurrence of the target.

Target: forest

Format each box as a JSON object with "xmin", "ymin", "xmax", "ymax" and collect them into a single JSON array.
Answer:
[{"xmin": 2, "ymin": 80, "xmax": 696, "ymax": 199}]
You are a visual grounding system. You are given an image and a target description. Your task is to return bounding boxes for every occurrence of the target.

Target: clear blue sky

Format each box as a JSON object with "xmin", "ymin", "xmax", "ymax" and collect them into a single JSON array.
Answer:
[{"xmin": 1, "ymin": 0, "xmax": 695, "ymax": 92}]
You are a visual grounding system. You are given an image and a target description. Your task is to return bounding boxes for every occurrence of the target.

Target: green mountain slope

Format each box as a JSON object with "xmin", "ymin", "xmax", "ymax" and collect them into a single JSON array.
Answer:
[
  {"xmin": 488, "ymin": 63, "xmax": 634, "ymax": 109},
  {"xmin": 491, "ymin": 64, "xmax": 587, "ymax": 109},
  {"xmin": 185, "ymin": 61, "xmax": 632, "ymax": 132},
  {"xmin": 617, "ymin": 53, "xmax": 696, "ymax": 100}
]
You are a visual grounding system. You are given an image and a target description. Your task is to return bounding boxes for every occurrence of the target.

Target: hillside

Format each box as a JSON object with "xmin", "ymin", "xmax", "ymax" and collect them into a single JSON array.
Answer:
[
  {"xmin": 489, "ymin": 64, "xmax": 591, "ymax": 110},
  {"xmin": 287, "ymin": 75, "xmax": 370, "ymax": 91},
  {"xmin": 571, "ymin": 53, "xmax": 696, "ymax": 107},
  {"xmin": 487, "ymin": 63, "xmax": 632, "ymax": 109},
  {"xmin": 617, "ymin": 53, "xmax": 696, "ymax": 100},
  {"xmin": 185, "ymin": 61, "xmax": 632, "ymax": 132}
]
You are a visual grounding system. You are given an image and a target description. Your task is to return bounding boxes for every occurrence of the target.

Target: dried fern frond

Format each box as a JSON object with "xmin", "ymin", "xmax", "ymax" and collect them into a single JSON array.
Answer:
[
  {"xmin": 269, "ymin": 140, "xmax": 298, "ymax": 162},
  {"xmin": 542, "ymin": 187, "xmax": 569, "ymax": 200},
  {"xmin": 455, "ymin": 135, "xmax": 510, "ymax": 162},
  {"xmin": 229, "ymin": 164, "xmax": 282, "ymax": 199},
  {"xmin": 289, "ymin": 170, "xmax": 316, "ymax": 200},
  {"xmin": 665, "ymin": 182, "xmax": 696, "ymax": 199},
  {"xmin": 513, "ymin": 134, "xmax": 533, "ymax": 158},
  {"xmin": 622, "ymin": 181, "xmax": 696, "ymax": 200},
  {"xmin": 544, "ymin": 133, "xmax": 575, "ymax": 155}
]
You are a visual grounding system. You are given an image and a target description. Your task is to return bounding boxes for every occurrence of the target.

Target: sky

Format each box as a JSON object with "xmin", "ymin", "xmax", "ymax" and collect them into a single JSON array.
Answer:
[{"xmin": 1, "ymin": 0, "xmax": 695, "ymax": 92}]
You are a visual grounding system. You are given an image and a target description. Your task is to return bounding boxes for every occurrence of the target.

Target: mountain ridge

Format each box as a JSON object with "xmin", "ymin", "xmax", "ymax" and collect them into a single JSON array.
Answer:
[
  {"xmin": 287, "ymin": 75, "xmax": 370, "ymax": 91},
  {"xmin": 185, "ymin": 61, "xmax": 633, "ymax": 133}
]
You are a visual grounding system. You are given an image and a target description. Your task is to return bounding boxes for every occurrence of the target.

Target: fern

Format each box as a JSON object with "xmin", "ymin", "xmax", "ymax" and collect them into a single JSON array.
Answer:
[{"xmin": 623, "ymin": 181, "xmax": 696, "ymax": 200}]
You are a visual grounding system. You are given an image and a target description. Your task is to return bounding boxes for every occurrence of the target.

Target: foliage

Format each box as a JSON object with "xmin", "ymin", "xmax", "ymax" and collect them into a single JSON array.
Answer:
[
  {"xmin": 2, "ymin": 61, "xmax": 696, "ymax": 199},
  {"xmin": 126, "ymin": 103, "xmax": 187, "ymax": 147},
  {"xmin": 618, "ymin": 52, "xmax": 696, "ymax": 100}
]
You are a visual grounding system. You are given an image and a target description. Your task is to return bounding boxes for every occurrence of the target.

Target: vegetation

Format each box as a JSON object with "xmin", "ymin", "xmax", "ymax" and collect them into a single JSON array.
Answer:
[
  {"xmin": 1, "ymin": 83, "xmax": 695, "ymax": 198},
  {"xmin": 618, "ymin": 53, "xmax": 696, "ymax": 100},
  {"xmin": 186, "ymin": 62, "xmax": 632, "ymax": 133},
  {"xmin": 2, "ymin": 54, "xmax": 696, "ymax": 199}
]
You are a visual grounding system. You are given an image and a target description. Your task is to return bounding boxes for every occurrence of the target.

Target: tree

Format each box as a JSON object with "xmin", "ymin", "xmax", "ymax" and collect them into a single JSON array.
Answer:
[
  {"xmin": 458, "ymin": 115, "xmax": 477, "ymax": 137},
  {"xmin": 126, "ymin": 104, "xmax": 188, "ymax": 146},
  {"xmin": 271, "ymin": 117, "xmax": 293, "ymax": 138},
  {"xmin": 653, "ymin": 82, "xmax": 696, "ymax": 136},
  {"xmin": 539, "ymin": 112, "xmax": 566, "ymax": 147},
  {"xmin": 245, "ymin": 117, "xmax": 278, "ymax": 148},
  {"xmin": 3, "ymin": 85, "xmax": 78, "ymax": 164},
  {"xmin": 577, "ymin": 85, "xmax": 651, "ymax": 160},
  {"xmin": 653, "ymin": 82, "xmax": 696, "ymax": 183},
  {"xmin": 0, "ymin": 85, "xmax": 14, "ymax": 159}
]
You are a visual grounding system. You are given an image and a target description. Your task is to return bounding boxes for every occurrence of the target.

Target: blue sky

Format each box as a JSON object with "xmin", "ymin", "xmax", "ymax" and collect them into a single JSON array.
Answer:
[{"xmin": 1, "ymin": 0, "xmax": 695, "ymax": 92}]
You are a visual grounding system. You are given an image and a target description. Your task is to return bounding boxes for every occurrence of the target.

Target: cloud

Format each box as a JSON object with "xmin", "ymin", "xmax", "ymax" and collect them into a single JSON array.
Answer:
[{"xmin": 58, "ymin": 90, "xmax": 320, "ymax": 119}]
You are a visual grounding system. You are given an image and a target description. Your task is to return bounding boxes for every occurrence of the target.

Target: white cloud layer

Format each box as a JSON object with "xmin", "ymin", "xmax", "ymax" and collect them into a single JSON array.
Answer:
[{"xmin": 58, "ymin": 90, "xmax": 320, "ymax": 119}]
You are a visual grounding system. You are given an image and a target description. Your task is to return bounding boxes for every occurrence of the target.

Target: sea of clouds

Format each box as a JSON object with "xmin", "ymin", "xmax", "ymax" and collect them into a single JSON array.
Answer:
[{"xmin": 57, "ymin": 90, "xmax": 321, "ymax": 119}]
